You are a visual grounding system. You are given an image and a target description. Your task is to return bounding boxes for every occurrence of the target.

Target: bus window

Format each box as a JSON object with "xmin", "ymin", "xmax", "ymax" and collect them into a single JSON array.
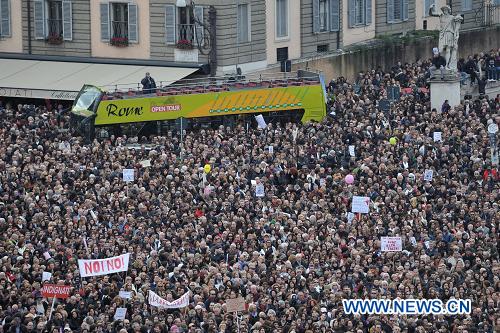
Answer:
[{"xmin": 73, "ymin": 85, "xmax": 102, "ymax": 114}]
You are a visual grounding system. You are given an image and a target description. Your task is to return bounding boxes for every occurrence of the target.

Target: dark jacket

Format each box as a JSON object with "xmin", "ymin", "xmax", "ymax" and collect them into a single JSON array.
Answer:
[
  {"xmin": 141, "ymin": 76, "xmax": 157, "ymax": 92},
  {"xmin": 432, "ymin": 55, "xmax": 446, "ymax": 68}
]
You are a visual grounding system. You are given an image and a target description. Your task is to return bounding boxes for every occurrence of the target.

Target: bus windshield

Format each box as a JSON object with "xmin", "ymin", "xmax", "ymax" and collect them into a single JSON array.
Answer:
[{"xmin": 72, "ymin": 85, "xmax": 102, "ymax": 116}]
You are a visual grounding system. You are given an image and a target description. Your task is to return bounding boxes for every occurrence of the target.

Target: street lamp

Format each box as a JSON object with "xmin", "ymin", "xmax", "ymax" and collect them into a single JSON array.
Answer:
[{"xmin": 176, "ymin": 0, "xmax": 217, "ymax": 77}]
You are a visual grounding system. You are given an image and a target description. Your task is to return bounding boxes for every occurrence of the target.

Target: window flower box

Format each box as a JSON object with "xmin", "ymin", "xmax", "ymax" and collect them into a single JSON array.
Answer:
[
  {"xmin": 47, "ymin": 34, "xmax": 63, "ymax": 45},
  {"xmin": 176, "ymin": 39, "xmax": 194, "ymax": 50},
  {"xmin": 110, "ymin": 37, "xmax": 129, "ymax": 47}
]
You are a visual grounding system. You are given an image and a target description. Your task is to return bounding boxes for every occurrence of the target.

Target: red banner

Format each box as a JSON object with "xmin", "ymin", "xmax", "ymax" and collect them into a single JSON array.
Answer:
[{"xmin": 41, "ymin": 284, "xmax": 72, "ymax": 299}]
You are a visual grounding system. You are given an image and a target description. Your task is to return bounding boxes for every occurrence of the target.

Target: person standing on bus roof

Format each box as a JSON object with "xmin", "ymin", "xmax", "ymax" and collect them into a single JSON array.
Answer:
[{"xmin": 141, "ymin": 72, "xmax": 157, "ymax": 94}]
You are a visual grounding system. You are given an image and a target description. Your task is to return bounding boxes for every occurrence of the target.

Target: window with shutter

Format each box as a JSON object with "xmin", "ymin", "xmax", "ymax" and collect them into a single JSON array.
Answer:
[
  {"xmin": 387, "ymin": 0, "xmax": 407, "ymax": 22},
  {"xmin": 394, "ymin": 0, "xmax": 401, "ymax": 20},
  {"xmin": 165, "ymin": 4, "xmax": 175, "ymax": 44},
  {"xmin": 329, "ymin": 0, "xmax": 340, "ymax": 31},
  {"xmin": 313, "ymin": 0, "xmax": 320, "ymax": 33},
  {"xmin": 0, "ymin": 0, "xmax": 11, "ymax": 37},
  {"xmin": 354, "ymin": 0, "xmax": 364, "ymax": 25},
  {"xmin": 348, "ymin": 0, "xmax": 355, "ymax": 27},
  {"xmin": 194, "ymin": 6, "xmax": 204, "ymax": 45},
  {"xmin": 110, "ymin": 2, "xmax": 128, "ymax": 43},
  {"xmin": 34, "ymin": 0, "xmax": 46, "ymax": 39},
  {"xmin": 402, "ymin": 0, "xmax": 408, "ymax": 21},
  {"xmin": 100, "ymin": 2, "xmax": 109, "ymax": 41},
  {"xmin": 62, "ymin": 0, "xmax": 72, "ymax": 40},
  {"xmin": 462, "ymin": 0, "xmax": 472, "ymax": 11},
  {"xmin": 276, "ymin": 0, "xmax": 288, "ymax": 38},
  {"xmin": 365, "ymin": 0, "xmax": 372, "ymax": 25},
  {"xmin": 128, "ymin": 3, "xmax": 138, "ymax": 43},
  {"xmin": 237, "ymin": 4, "xmax": 250, "ymax": 43},
  {"xmin": 319, "ymin": 0, "xmax": 328, "ymax": 31}
]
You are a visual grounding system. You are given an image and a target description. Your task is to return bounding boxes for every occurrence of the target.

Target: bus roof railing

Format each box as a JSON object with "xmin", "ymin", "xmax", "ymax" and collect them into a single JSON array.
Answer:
[{"xmin": 98, "ymin": 71, "xmax": 322, "ymax": 94}]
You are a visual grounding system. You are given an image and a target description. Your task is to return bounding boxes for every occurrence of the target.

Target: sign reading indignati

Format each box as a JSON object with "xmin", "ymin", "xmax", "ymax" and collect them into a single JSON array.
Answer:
[{"xmin": 41, "ymin": 284, "xmax": 72, "ymax": 299}]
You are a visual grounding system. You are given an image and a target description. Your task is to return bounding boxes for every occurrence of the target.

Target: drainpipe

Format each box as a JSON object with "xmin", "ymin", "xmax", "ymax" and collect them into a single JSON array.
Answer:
[
  {"xmin": 27, "ymin": 0, "xmax": 33, "ymax": 54},
  {"xmin": 337, "ymin": 31, "xmax": 340, "ymax": 50},
  {"xmin": 208, "ymin": 6, "xmax": 217, "ymax": 77}
]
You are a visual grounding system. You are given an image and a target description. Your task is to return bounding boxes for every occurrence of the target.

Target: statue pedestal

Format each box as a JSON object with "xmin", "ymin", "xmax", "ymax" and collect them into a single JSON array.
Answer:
[{"xmin": 430, "ymin": 78, "xmax": 461, "ymax": 111}]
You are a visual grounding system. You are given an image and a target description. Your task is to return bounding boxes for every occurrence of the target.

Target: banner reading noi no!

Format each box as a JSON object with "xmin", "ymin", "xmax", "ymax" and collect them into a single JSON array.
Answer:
[{"xmin": 78, "ymin": 253, "xmax": 130, "ymax": 278}]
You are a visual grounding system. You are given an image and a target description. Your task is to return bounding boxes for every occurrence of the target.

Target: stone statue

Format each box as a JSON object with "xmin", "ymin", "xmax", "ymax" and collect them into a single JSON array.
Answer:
[{"xmin": 429, "ymin": 5, "xmax": 463, "ymax": 72}]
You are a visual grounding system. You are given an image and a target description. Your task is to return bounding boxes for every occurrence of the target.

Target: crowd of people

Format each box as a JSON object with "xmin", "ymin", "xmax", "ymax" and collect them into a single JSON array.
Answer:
[{"xmin": 0, "ymin": 48, "xmax": 499, "ymax": 333}]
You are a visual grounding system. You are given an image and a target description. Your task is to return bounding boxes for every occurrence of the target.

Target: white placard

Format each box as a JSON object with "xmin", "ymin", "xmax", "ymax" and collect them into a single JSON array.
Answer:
[
  {"xmin": 433, "ymin": 132, "xmax": 442, "ymax": 142},
  {"xmin": 122, "ymin": 169, "xmax": 135, "ymax": 182},
  {"xmin": 268, "ymin": 146, "xmax": 274, "ymax": 154},
  {"xmin": 149, "ymin": 290, "xmax": 190, "ymax": 309},
  {"xmin": 114, "ymin": 307, "xmax": 127, "ymax": 321},
  {"xmin": 424, "ymin": 169, "xmax": 434, "ymax": 181},
  {"xmin": 351, "ymin": 196, "xmax": 370, "ymax": 214},
  {"xmin": 347, "ymin": 212, "xmax": 355, "ymax": 223},
  {"xmin": 491, "ymin": 147, "xmax": 499, "ymax": 166},
  {"xmin": 42, "ymin": 272, "xmax": 52, "ymax": 282},
  {"xmin": 139, "ymin": 159, "xmax": 151, "ymax": 168},
  {"xmin": 381, "ymin": 237, "xmax": 402, "ymax": 252},
  {"xmin": 255, "ymin": 184, "xmax": 265, "ymax": 197},
  {"xmin": 488, "ymin": 123, "xmax": 498, "ymax": 134},
  {"xmin": 348, "ymin": 145, "xmax": 355, "ymax": 157},
  {"xmin": 251, "ymin": 180, "xmax": 257, "ymax": 186},
  {"xmin": 255, "ymin": 115, "xmax": 267, "ymax": 129},
  {"xmin": 43, "ymin": 252, "xmax": 51, "ymax": 260},
  {"xmin": 119, "ymin": 291, "xmax": 132, "ymax": 299},
  {"xmin": 78, "ymin": 253, "xmax": 130, "ymax": 278}
]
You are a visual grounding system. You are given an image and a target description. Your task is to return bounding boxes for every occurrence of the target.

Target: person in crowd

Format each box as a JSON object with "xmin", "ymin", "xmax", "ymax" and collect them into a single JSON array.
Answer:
[
  {"xmin": 141, "ymin": 72, "xmax": 157, "ymax": 94},
  {"xmin": 429, "ymin": 48, "xmax": 446, "ymax": 80},
  {"xmin": 0, "ymin": 50, "xmax": 498, "ymax": 333}
]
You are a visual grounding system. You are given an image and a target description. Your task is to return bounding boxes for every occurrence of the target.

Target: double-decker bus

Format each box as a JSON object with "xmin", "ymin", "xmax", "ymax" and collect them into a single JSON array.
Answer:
[{"xmin": 70, "ymin": 71, "xmax": 327, "ymax": 140}]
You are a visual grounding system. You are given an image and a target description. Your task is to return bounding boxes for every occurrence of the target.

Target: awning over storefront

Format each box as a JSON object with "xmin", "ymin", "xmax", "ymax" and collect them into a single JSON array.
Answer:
[{"xmin": 0, "ymin": 59, "xmax": 199, "ymax": 100}]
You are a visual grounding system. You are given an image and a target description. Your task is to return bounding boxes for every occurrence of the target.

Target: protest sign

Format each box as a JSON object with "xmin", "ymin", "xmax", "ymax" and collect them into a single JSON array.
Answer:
[
  {"xmin": 268, "ymin": 145, "xmax": 274, "ymax": 154},
  {"xmin": 225, "ymin": 297, "xmax": 246, "ymax": 313},
  {"xmin": 119, "ymin": 291, "xmax": 132, "ymax": 299},
  {"xmin": 292, "ymin": 128, "xmax": 298, "ymax": 141},
  {"xmin": 347, "ymin": 212, "xmax": 355, "ymax": 223},
  {"xmin": 255, "ymin": 184, "xmax": 265, "ymax": 197},
  {"xmin": 424, "ymin": 169, "xmax": 434, "ymax": 181},
  {"xmin": 139, "ymin": 159, "xmax": 151, "ymax": 167},
  {"xmin": 255, "ymin": 115, "xmax": 267, "ymax": 129},
  {"xmin": 348, "ymin": 145, "xmax": 355, "ymax": 157},
  {"xmin": 148, "ymin": 290, "xmax": 190, "ymax": 309},
  {"xmin": 433, "ymin": 132, "xmax": 442, "ymax": 142},
  {"xmin": 114, "ymin": 307, "xmax": 127, "ymax": 321},
  {"xmin": 78, "ymin": 253, "xmax": 130, "ymax": 278},
  {"xmin": 487, "ymin": 123, "xmax": 498, "ymax": 134},
  {"xmin": 351, "ymin": 196, "xmax": 370, "ymax": 214},
  {"xmin": 122, "ymin": 169, "xmax": 135, "ymax": 182},
  {"xmin": 42, "ymin": 272, "xmax": 52, "ymax": 282},
  {"xmin": 43, "ymin": 252, "xmax": 51, "ymax": 260},
  {"xmin": 41, "ymin": 284, "xmax": 71, "ymax": 299},
  {"xmin": 381, "ymin": 237, "xmax": 403, "ymax": 252}
]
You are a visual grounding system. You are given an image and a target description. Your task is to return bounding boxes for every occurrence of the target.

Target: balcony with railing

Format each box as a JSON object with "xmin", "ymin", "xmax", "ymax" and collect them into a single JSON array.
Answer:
[
  {"xmin": 111, "ymin": 21, "xmax": 129, "ymax": 47},
  {"xmin": 176, "ymin": 24, "xmax": 195, "ymax": 49},
  {"xmin": 475, "ymin": 3, "xmax": 500, "ymax": 27},
  {"xmin": 47, "ymin": 19, "xmax": 63, "ymax": 44}
]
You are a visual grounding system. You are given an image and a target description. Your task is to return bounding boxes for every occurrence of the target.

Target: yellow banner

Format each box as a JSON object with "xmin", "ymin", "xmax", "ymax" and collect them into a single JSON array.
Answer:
[{"xmin": 94, "ymin": 85, "xmax": 325, "ymax": 125}]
